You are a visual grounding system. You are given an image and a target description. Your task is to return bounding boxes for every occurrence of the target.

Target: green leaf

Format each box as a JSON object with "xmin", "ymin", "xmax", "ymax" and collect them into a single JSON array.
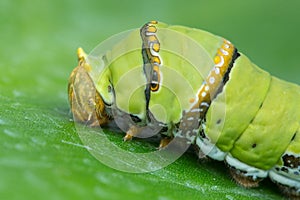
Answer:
[
  {"xmin": 1, "ymin": 0, "xmax": 298, "ymax": 199},
  {"xmin": 0, "ymin": 95, "xmax": 284, "ymax": 200}
]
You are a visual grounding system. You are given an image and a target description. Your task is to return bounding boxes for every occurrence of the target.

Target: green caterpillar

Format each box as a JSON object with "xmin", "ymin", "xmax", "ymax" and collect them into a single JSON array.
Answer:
[{"xmin": 68, "ymin": 21, "xmax": 300, "ymax": 199}]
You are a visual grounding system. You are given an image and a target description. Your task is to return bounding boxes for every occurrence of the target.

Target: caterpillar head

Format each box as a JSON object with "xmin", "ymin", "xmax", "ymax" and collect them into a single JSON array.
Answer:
[{"xmin": 68, "ymin": 48, "xmax": 111, "ymax": 126}]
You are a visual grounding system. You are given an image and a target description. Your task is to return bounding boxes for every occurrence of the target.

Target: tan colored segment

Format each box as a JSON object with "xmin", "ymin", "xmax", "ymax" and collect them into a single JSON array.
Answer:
[{"xmin": 68, "ymin": 48, "xmax": 110, "ymax": 126}]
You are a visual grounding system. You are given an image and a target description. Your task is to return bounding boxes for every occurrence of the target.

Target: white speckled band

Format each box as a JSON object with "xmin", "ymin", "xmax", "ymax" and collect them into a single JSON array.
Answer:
[{"xmin": 225, "ymin": 154, "xmax": 268, "ymax": 180}]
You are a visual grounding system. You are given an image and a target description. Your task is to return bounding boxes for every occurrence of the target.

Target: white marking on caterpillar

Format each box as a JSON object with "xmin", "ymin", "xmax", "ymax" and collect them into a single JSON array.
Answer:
[
  {"xmin": 220, "ymin": 48, "xmax": 229, "ymax": 55},
  {"xmin": 187, "ymin": 117, "xmax": 194, "ymax": 121},
  {"xmin": 226, "ymin": 155, "xmax": 268, "ymax": 179},
  {"xmin": 205, "ymin": 85, "xmax": 210, "ymax": 91},
  {"xmin": 149, "ymin": 42, "xmax": 160, "ymax": 57},
  {"xmin": 269, "ymin": 171, "xmax": 300, "ymax": 192},
  {"xmin": 215, "ymin": 55, "xmax": 224, "ymax": 67},
  {"xmin": 224, "ymin": 43, "xmax": 230, "ymax": 49},
  {"xmin": 196, "ymin": 137, "xmax": 226, "ymax": 161},
  {"xmin": 200, "ymin": 102, "xmax": 210, "ymax": 107},
  {"xmin": 191, "ymin": 108, "xmax": 201, "ymax": 113},
  {"xmin": 145, "ymin": 31, "xmax": 155, "ymax": 36},
  {"xmin": 209, "ymin": 77, "xmax": 215, "ymax": 84}
]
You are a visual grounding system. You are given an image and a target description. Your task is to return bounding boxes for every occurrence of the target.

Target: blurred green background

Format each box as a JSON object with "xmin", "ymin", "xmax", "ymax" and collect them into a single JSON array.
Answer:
[{"xmin": 1, "ymin": 0, "xmax": 299, "ymax": 199}]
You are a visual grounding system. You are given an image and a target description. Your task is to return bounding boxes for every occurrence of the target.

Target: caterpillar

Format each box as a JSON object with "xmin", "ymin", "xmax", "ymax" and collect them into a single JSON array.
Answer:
[{"xmin": 68, "ymin": 21, "xmax": 300, "ymax": 199}]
